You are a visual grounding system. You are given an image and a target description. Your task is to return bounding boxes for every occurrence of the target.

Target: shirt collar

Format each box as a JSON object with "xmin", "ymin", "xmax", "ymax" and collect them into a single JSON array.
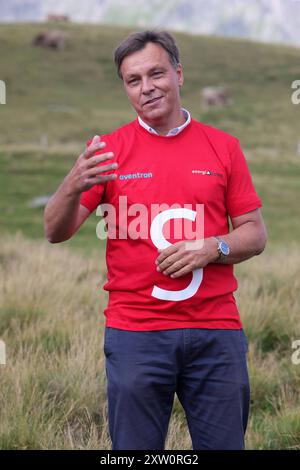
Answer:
[{"xmin": 137, "ymin": 108, "xmax": 191, "ymax": 137}]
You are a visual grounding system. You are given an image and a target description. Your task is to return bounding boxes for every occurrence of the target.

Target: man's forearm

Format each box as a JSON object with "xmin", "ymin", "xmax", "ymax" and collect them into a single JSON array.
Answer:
[
  {"xmin": 211, "ymin": 220, "xmax": 267, "ymax": 265},
  {"xmin": 44, "ymin": 177, "xmax": 81, "ymax": 243},
  {"xmin": 155, "ymin": 210, "xmax": 267, "ymax": 277}
]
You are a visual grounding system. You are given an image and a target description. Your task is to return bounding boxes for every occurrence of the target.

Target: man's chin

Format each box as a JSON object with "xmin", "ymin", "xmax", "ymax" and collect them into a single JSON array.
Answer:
[{"xmin": 142, "ymin": 109, "xmax": 166, "ymax": 125}]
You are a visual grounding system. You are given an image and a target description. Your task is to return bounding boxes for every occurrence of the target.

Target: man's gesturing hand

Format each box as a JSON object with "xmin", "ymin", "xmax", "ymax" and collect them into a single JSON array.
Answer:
[{"xmin": 66, "ymin": 135, "xmax": 118, "ymax": 195}]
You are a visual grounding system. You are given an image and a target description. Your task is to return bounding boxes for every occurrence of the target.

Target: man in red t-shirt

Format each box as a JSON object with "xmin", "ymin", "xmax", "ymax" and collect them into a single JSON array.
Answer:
[{"xmin": 44, "ymin": 30, "xmax": 267, "ymax": 450}]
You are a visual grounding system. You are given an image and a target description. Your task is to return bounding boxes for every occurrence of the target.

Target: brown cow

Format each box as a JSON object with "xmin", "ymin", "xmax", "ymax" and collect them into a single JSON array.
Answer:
[
  {"xmin": 32, "ymin": 31, "xmax": 65, "ymax": 50},
  {"xmin": 47, "ymin": 14, "xmax": 69, "ymax": 22},
  {"xmin": 201, "ymin": 86, "xmax": 231, "ymax": 108}
]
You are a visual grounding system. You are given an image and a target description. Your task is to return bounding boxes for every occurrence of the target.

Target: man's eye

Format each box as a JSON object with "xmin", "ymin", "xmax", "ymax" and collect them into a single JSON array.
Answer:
[
  {"xmin": 128, "ymin": 79, "xmax": 138, "ymax": 85},
  {"xmin": 153, "ymin": 71, "xmax": 163, "ymax": 77}
]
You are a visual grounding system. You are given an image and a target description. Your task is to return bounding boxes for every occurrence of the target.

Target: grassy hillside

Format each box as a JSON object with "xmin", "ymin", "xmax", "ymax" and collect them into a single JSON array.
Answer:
[
  {"xmin": 0, "ymin": 23, "xmax": 300, "ymax": 149},
  {"xmin": 0, "ymin": 23, "xmax": 300, "ymax": 250},
  {"xmin": 0, "ymin": 23, "xmax": 300, "ymax": 449}
]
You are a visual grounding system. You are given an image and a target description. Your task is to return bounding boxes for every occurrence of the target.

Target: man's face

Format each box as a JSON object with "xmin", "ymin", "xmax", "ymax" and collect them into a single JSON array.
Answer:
[{"xmin": 120, "ymin": 42, "xmax": 184, "ymax": 128}]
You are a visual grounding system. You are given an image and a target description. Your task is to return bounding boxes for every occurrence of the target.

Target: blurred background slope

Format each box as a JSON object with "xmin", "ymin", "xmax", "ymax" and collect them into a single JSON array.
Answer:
[{"xmin": 1, "ymin": 0, "xmax": 300, "ymax": 47}]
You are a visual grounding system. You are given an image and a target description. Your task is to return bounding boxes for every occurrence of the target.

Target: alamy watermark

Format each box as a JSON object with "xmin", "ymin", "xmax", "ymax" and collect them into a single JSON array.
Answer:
[
  {"xmin": 95, "ymin": 197, "xmax": 204, "ymax": 251},
  {"xmin": 0, "ymin": 340, "xmax": 6, "ymax": 365},
  {"xmin": 0, "ymin": 80, "xmax": 6, "ymax": 104},
  {"xmin": 291, "ymin": 340, "xmax": 300, "ymax": 365},
  {"xmin": 291, "ymin": 80, "xmax": 300, "ymax": 105}
]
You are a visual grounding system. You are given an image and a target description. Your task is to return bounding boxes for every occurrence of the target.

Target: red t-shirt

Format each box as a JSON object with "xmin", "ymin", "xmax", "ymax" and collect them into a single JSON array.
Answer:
[{"xmin": 80, "ymin": 118, "xmax": 262, "ymax": 331}]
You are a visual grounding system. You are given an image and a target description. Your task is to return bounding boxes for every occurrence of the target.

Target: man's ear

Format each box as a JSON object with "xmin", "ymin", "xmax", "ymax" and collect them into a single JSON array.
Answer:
[{"xmin": 177, "ymin": 63, "xmax": 184, "ymax": 87}]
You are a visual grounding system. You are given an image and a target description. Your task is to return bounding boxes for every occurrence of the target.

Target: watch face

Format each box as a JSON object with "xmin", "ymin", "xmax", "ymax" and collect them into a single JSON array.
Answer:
[{"xmin": 220, "ymin": 241, "xmax": 230, "ymax": 256}]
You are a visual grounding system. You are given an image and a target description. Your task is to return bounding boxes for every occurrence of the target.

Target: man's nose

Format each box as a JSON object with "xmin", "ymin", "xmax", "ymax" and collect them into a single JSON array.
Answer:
[{"xmin": 141, "ymin": 77, "xmax": 155, "ymax": 94}]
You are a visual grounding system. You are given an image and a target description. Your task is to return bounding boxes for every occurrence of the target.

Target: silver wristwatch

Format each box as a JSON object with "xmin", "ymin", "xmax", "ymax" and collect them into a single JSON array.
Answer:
[{"xmin": 213, "ymin": 236, "xmax": 230, "ymax": 262}]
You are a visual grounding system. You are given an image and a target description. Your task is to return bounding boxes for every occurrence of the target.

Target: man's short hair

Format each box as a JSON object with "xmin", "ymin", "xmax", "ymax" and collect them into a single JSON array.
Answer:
[{"xmin": 114, "ymin": 30, "xmax": 180, "ymax": 79}]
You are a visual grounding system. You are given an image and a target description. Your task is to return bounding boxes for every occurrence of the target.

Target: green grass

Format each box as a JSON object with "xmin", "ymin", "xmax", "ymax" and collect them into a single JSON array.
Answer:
[
  {"xmin": 1, "ymin": 23, "xmax": 300, "ymax": 250},
  {"xmin": 0, "ymin": 234, "xmax": 300, "ymax": 450},
  {"xmin": 1, "ymin": 23, "xmax": 300, "ymax": 150},
  {"xmin": 0, "ymin": 147, "xmax": 299, "ymax": 250},
  {"xmin": 0, "ymin": 148, "xmax": 106, "ymax": 253}
]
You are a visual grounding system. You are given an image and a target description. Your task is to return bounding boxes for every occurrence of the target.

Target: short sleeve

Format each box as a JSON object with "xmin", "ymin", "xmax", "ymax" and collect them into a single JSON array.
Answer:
[
  {"xmin": 226, "ymin": 140, "xmax": 262, "ymax": 218},
  {"xmin": 80, "ymin": 184, "xmax": 104, "ymax": 213},
  {"xmin": 79, "ymin": 135, "xmax": 114, "ymax": 213}
]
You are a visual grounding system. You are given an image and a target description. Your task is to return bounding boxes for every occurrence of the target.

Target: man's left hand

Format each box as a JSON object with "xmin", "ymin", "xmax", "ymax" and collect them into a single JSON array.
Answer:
[{"xmin": 155, "ymin": 238, "xmax": 219, "ymax": 278}]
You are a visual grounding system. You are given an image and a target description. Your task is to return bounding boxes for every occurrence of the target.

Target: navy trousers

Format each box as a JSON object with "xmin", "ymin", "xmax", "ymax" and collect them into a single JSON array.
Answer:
[{"xmin": 103, "ymin": 327, "xmax": 250, "ymax": 450}]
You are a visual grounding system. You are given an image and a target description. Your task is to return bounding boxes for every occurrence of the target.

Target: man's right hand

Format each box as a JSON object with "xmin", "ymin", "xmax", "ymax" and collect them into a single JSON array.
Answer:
[{"xmin": 65, "ymin": 135, "xmax": 118, "ymax": 195}]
